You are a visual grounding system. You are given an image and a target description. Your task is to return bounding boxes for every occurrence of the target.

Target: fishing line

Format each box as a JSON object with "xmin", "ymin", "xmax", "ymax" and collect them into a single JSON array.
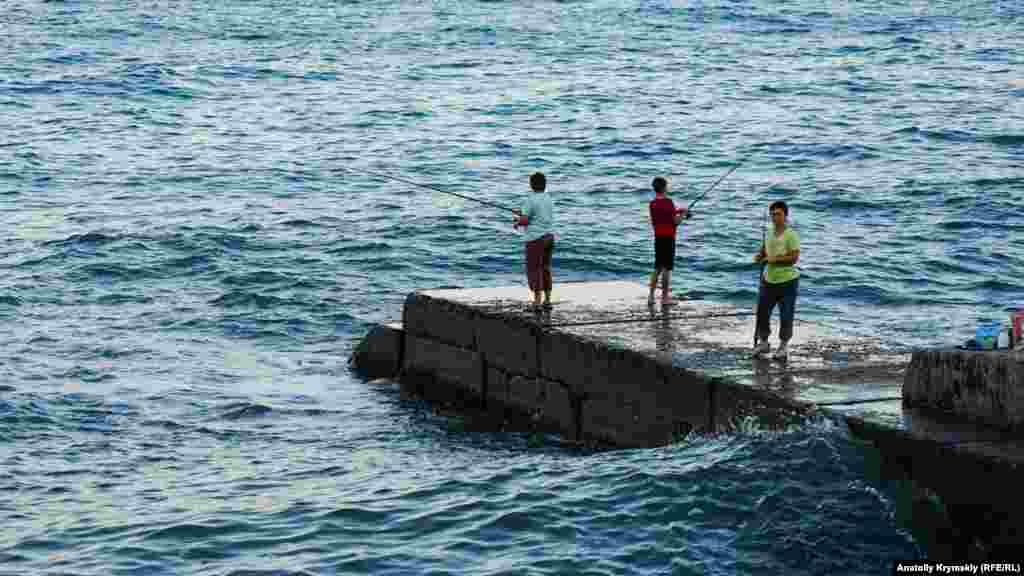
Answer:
[
  {"xmin": 340, "ymin": 166, "xmax": 520, "ymax": 214},
  {"xmin": 685, "ymin": 157, "xmax": 747, "ymax": 217},
  {"xmin": 545, "ymin": 310, "xmax": 755, "ymax": 328}
]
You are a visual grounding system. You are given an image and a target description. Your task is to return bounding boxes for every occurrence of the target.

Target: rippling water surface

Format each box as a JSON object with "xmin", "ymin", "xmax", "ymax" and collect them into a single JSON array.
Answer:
[{"xmin": 2, "ymin": 0, "xmax": 1022, "ymax": 573}]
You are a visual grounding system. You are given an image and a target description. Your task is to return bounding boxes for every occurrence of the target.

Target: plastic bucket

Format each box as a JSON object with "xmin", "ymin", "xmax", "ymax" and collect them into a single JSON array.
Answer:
[{"xmin": 976, "ymin": 322, "xmax": 1000, "ymax": 350}]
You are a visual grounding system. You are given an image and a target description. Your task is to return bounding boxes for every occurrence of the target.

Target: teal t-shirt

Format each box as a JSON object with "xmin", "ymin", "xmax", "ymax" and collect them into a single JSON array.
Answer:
[
  {"xmin": 763, "ymin": 227, "xmax": 800, "ymax": 284},
  {"xmin": 521, "ymin": 191, "xmax": 554, "ymax": 242}
]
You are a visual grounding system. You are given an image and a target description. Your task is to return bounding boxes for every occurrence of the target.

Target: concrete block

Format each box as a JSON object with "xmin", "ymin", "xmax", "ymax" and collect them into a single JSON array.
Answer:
[
  {"xmin": 580, "ymin": 398, "xmax": 675, "ymax": 447},
  {"xmin": 482, "ymin": 368, "xmax": 576, "ymax": 440},
  {"xmin": 577, "ymin": 353, "xmax": 706, "ymax": 447},
  {"xmin": 475, "ymin": 315, "xmax": 538, "ymax": 376},
  {"xmin": 663, "ymin": 366, "xmax": 714, "ymax": 433},
  {"xmin": 485, "ymin": 366, "xmax": 510, "ymax": 406},
  {"xmin": 350, "ymin": 324, "xmax": 404, "ymax": 379},
  {"xmin": 402, "ymin": 293, "xmax": 477, "ymax": 348},
  {"xmin": 711, "ymin": 378, "xmax": 813, "ymax": 433},
  {"xmin": 538, "ymin": 329, "xmax": 609, "ymax": 395},
  {"xmin": 506, "ymin": 374, "xmax": 542, "ymax": 414},
  {"xmin": 904, "ymin": 350, "xmax": 1024, "ymax": 430},
  {"xmin": 581, "ymin": 347, "xmax": 663, "ymax": 406},
  {"xmin": 403, "ymin": 334, "xmax": 483, "ymax": 397},
  {"xmin": 538, "ymin": 379, "xmax": 576, "ymax": 438}
]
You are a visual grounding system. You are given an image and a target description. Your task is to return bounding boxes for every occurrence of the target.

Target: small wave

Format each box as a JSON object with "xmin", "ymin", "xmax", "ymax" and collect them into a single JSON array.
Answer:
[
  {"xmin": 325, "ymin": 241, "xmax": 393, "ymax": 255},
  {"xmin": 69, "ymin": 262, "xmax": 155, "ymax": 282},
  {"xmin": 144, "ymin": 519, "xmax": 255, "ymax": 541},
  {"xmin": 814, "ymin": 196, "xmax": 885, "ymax": 211},
  {"xmin": 893, "ymin": 35, "xmax": 923, "ymax": 45},
  {"xmin": 160, "ymin": 254, "xmax": 214, "ymax": 274},
  {"xmin": 967, "ymin": 277, "xmax": 1022, "ymax": 292},
  {"xmin": 222, "ymin": 565, "xmax": 317, "ymax": 569},
  {"xmin": 55, "ymin": 367, "xmax": 117, "ymax": 384},
  {"xmin": 44, "ymin": 231, "xmax": 121, "ymax": 248},
  {"xmin": 833, "ymin": 45, "xmax": 870, "ymax": 55},
  {"xmin": 210, "ymin": 290, "xmax": 296, "ymax": 308},
  {"xmin": 219, "ymin": 402, "xmax": 274, "ymax": 420},
  {"xmin": 0, "ymin": 293, "xmax": 22, "ymax": 306},
  {"xmin": 966, "ymin": 176, "xmax": 1024, "ymax": 189},
  {"xmin": 938, "ymin": 219, "xmax": 986, "ymax": 231},
  {"xmin": 818, "ymin": 284, "xmax": 920, "ymax": 306},
  {"xmin": 142, "ymin": 418, "xmax": 188, "ymax": 431},
  {"xmin": 425, "ymin": 59, "xmax": 486, "ymax": 69},
  {"xmin": 280, "ymin": 219, "xmax": 321, "ymax": 228},
  {"xmin": 221, "ymin": 270, "xmax": 294, "ymax": 288},
  {"xmin": 988, "ymin": 134, "xmax": 1024, "ymax": 146},
  {"xmin": 892, "ymin": 126, "xmax": 1024, "ymax": 146},
  {"xmin": 95, "ymin": 293, "xmax": 153, "ymax": 305}
]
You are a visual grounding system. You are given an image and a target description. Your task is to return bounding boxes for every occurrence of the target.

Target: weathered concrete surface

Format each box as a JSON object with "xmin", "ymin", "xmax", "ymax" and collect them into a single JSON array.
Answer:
[
  {"xmin": 408, "ymin": 281, "xmax": 912, "ymax": 445},
  {"xmin": 904, "ymin": 349, "xmax": 1024, "ymax": 430},
  {"xmin": 404, "ymin": 334, "xmax": 483, "ymax": 397},
  {"xmin": 350, "ymin": 323, "xmax": 403, "ymax": 379}
]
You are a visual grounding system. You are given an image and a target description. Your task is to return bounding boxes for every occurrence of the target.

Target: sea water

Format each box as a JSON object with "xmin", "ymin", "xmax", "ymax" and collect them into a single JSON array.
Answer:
[{"xmin": 1, "ymin": 0, "xmax": 1022, "ymax": 573}]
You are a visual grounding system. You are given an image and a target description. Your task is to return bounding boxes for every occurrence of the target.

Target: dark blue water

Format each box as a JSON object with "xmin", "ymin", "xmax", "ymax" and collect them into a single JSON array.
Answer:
[{"xmin": 2, "ymin": 0, "xmax": 1022, "ymax": 573}]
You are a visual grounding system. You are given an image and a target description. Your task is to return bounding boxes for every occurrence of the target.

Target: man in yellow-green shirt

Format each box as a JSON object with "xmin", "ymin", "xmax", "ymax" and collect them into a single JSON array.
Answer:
[{"xmin": 752, "ymin": 200, "xmax": 800, "ymax": 360}]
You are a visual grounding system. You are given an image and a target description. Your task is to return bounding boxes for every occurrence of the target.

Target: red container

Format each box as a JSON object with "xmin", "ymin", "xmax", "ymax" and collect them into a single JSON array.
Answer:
[{"xmin": 1013, "ymin": 311, "xmax": 1024, "ymax": 345}]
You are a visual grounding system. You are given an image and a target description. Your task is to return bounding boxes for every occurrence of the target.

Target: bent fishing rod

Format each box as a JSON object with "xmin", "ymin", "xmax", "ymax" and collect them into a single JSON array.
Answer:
[
  {"xmin": 685, "ymin": 158, "xmax": 746, "ymax": 217},
  {"xmin": 341, "ymin": 166, "xmax": 520, "ymax": 215}
]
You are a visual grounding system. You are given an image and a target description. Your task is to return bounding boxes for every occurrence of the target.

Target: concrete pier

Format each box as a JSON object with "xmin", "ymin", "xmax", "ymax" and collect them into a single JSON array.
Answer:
[
  {"xmin": 359, "ymin": 281, "xmax": 912, "ymax": 444},
  {"xmin": 904, "ymin": 349, "xmax": 1024, "ymax": 430},
  {"xmin": 351, "ymin": 281, "xmax": 1024, "ymax": 556}
]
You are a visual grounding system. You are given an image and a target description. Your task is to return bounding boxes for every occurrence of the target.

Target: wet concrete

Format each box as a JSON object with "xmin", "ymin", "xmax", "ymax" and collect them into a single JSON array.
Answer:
[{"xmin": 422, "ymin": 280, "xmax": 910, "ymax": 408}]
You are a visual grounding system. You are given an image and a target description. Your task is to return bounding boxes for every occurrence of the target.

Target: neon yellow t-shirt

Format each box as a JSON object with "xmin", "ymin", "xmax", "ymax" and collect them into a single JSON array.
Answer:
[{"xmin": 763, "ymin": 228, "xmax": 800, "ymax": 284}]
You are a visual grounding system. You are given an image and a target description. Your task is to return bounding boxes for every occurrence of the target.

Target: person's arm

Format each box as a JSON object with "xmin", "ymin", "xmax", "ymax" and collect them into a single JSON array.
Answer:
[
  {"xmin": 673, "ymin": 206, "xmax": 688, "ymax": 225},
  {"xmin": 767, "ymin": 234, "xmax": 800, "ymax": 264},
  {"xmin": 767, "ymin": 249, "xmax": 799, "ymax": 265},
  {"xmin": 753, "ymin": 244, "xmax": 766, "ymax": 263},
  {"xmin": 514, "ymin": 203, "xmax": 530, "ymax": 229}
]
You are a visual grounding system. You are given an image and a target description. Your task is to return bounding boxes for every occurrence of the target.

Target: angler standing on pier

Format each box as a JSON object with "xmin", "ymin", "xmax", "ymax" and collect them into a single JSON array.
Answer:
[
  {"xmin": 648, "ymin": 176, "xmax": 688, "ymax": 305},
  {"xmin": 514, "ymin": 172, "xmax": 555, "ymax": 308},
  {"xmin": 752, "ymin": 200, "xmax": 801, "ymax": 361}
]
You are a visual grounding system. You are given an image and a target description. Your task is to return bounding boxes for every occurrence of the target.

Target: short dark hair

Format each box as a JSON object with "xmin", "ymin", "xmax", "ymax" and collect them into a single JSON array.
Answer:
[
  {"xmin": 652, "ymin": 176, "xmax": 667, "ymax": 194},
  {"xmin": 769, "ymin": 200, "xmax": 788, "ymax": 215},
  {"xmin": 530, "ymin": 172, "xmax": 546, "ymax": 191}
]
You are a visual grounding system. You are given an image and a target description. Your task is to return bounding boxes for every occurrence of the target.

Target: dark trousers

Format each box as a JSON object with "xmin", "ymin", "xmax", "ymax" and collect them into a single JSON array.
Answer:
[
  {"xmin": 756, "ymin": 277, "xmax": 799, "ymax": 343},
  {"xmin": 525, "ymin": 234, "xmax": 554, "ymax": 292}
]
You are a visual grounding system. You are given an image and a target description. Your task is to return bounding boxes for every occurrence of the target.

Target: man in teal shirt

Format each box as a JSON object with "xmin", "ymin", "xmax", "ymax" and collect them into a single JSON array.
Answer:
[
  {"xmin": 752, "ymin": 200, "xmax": 800, "ymax": 360},
  {"xmin": 513, "ymin": 172, "xmax": 555, "ymax": 307}
]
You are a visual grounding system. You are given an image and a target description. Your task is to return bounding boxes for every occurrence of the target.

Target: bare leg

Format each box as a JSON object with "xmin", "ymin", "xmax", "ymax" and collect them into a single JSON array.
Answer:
[
  {"xmin": 661, "ymin": 270, "xmax": 672, "ymax": 302},
  {"xmin": 648, "ymin": 269, "xmax": 660, "ymax": 303}
]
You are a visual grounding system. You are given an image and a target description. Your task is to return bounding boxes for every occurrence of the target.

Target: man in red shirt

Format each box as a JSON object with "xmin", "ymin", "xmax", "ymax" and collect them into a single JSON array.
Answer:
[{"xmin": 648, "ymin": 176, "xmax": 688, "ymax": 305}]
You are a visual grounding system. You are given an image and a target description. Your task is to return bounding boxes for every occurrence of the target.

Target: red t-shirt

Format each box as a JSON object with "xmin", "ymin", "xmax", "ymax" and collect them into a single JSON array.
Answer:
[{"xmin": 649, "ymin": 196, "xmax": 678, "ymax": 238}]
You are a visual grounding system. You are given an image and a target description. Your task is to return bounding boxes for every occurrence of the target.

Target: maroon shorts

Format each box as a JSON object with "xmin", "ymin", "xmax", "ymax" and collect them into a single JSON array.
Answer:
[{"xmin": 525, "ymin": 234, "xmax": 554, "ymax": 292}]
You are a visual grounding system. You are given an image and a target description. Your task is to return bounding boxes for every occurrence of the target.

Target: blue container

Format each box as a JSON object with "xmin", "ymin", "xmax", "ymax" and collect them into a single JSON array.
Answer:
[{"xmin": 975, "ymin": 322, "xmax": 1001, "ymax": 350}]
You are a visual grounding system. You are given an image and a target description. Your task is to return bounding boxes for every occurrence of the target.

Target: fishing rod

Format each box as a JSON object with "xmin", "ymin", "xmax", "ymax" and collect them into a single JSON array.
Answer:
[
  {"xmin": 685, "ymin": 158, "xmax": 746, "ymax": 217},
  {"xmin": 754, "ymin": 205, "xmax": 768, "ymax": 347},
  {"xmin": 341, "ymin": 166, "xmax": 520, "ymax": 215}
]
